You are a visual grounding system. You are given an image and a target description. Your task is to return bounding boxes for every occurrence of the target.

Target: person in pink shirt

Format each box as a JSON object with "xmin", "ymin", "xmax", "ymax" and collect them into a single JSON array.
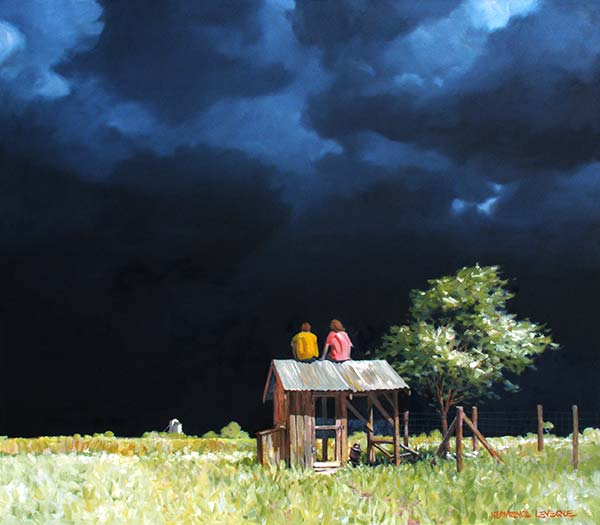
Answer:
[{"xmin": 321, "ymin": 319, "xmax": 353, "ymax": 362}]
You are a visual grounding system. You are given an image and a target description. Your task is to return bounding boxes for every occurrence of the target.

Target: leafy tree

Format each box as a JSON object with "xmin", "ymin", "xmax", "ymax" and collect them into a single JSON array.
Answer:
[
  {"xmin": 376, "ymin": 265, "xmax": 558, "ymax": 438},
  {"xmin": 219, "ymin": 421, "xmax": 250, "ymax": 439}
]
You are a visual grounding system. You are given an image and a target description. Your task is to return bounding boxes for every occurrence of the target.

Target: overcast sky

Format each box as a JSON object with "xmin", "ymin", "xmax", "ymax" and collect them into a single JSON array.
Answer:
[{"xmin": 1, "ymin": 0, "xmax": 598, "ymax": 436}]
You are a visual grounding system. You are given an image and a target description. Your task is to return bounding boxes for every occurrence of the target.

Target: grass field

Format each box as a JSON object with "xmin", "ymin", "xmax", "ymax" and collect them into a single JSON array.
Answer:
[{"xmin": 0, "ymin": 430, "xmax": 598, "ymax": 524}]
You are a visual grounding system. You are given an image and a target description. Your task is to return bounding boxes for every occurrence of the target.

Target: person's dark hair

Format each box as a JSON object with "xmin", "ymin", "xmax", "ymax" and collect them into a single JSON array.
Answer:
[
  {"xmin": 301, "ymin": 322, "xmax": 311, "ymax": 332},
  {"xmin": 330, "ymin": 319, "xmax": 344, "ymax": 332}
]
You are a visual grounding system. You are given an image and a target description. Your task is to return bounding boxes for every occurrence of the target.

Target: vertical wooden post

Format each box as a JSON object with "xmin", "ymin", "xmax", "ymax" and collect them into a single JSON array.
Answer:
[
  {"xmin": 472, "ymin": 406, "xmax": 479, "ymax": 453},
  {"xmin": 456, "ymin": 406, "xmax": 464, "ymax": 473},
  {"xmin": 537, "ymin": 404, "xmax": 544, "ymax": 452},
  {"xmin": 403, "ymin": 411, "xmax": 409, "ymax": 447},
  {"xmin": 321, "ymin": 397, "xmax": 329, "ymax": 462},
  {"xmin": 367, "ymin": 397, "xmax": 375, "ymax": 464},
  {"xmin": 393, "ymin": 391, "xmax": 400, "ymax": 466},
  {"xmin": 572, "ymin": 405, "xmax": 579, "ymax": 470},
  {"xmin": 339, "ymin": 393, "xmax": 348, "ymax": 464},
  {"xmin": 288, "ymin": 393, "xmax": 299, "ymax": 467}
]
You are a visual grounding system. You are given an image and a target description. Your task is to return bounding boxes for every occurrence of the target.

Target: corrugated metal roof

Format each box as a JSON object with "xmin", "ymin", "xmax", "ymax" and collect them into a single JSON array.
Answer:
[{"xmin": 264, "ymin": 359, "xmax": 409, "ymax": 400}]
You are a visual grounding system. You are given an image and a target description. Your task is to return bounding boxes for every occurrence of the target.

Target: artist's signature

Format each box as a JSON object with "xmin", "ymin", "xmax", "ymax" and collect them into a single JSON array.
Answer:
[{"xmin": 490, "ymin": 509, "xmax": 577, "ymax": 519}]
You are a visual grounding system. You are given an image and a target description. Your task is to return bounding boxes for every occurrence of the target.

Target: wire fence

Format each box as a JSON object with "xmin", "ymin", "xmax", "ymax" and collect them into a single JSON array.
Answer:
[{"xmin": 348, "ymin": 409, "xmax": 599, "ymax": 437}]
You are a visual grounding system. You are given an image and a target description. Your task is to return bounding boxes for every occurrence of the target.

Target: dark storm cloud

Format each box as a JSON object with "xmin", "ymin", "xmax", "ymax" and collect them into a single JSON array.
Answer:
[
  {"xmin": 0, "ymin": 0, "xmax": 102, "ymax": 100},
  {"xmin": 303, "ymin": 0, "xmax": 600, "ymax": 173},
  {"xmin": 70, "ymin": 0, "xmax": 293, "ymax": 122},
  {"xmin": 0, "ymin": 144, "xmax": 289, "ymax": 434},
  {"xmin": 2, "ymin": 0, "xmax": 600, "ymax": 435},
  {"xmin": 289, "ymin": 0, "xmax": 461, "ymax": 67}
]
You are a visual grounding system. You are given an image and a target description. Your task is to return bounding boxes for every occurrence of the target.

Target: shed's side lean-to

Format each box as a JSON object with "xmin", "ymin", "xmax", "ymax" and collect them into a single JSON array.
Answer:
[{"xmin": 257, "ymin": 360, "xmax": 411, "ymax": 471}]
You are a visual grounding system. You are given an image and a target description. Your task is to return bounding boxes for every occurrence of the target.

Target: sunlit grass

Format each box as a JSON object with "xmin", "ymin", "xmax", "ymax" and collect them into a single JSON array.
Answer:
[{"xmin": 0, "ymin": 430, "xmax": 598, "ymax": 524}]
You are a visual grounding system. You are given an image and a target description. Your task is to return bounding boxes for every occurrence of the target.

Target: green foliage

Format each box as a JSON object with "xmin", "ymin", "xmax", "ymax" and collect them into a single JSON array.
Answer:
[
  {"xmin": 219, "ymin": 421, "xmax": 250, "ymax": 439},
  {"xmin": 201, "ymin": 430, "xmax": 219, "ymax": 439},
  {"xmin": 0, "ymin": 432, "xmax": 599, "ymax": 524},
  {"xmin": 376, "ymin": 265, "xmax": 558, "ymax": 423}
]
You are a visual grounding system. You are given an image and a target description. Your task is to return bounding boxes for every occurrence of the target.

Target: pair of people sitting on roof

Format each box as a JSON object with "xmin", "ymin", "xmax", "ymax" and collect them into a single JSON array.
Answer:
[{"xmin": 290, "ymin": 319, "xmax": 353, "ymax": 363}]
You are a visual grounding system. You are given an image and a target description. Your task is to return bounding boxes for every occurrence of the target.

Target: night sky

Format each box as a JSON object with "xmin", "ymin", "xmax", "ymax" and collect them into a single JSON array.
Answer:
[{"xmin": 1, "ymin": 0, "xmax": 599, "ymax": 437}]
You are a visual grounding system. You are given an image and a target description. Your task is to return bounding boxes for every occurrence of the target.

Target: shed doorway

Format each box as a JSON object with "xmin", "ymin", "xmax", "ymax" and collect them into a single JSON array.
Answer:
[{"xmin": 313, "ymin": 395, "xmax": 342, "ymax": 468}]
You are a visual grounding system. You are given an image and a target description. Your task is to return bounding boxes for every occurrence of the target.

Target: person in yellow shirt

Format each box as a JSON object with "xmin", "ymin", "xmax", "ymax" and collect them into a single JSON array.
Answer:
[{"xmin": 290, "ymin": 322, "xmax": 319, "ymax": 362}]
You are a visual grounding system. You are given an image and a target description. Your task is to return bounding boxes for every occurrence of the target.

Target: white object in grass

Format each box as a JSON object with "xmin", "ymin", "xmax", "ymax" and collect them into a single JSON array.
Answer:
[{"xmin": 168, "ymin": 419, "xmax": 183, "ymax": 434}]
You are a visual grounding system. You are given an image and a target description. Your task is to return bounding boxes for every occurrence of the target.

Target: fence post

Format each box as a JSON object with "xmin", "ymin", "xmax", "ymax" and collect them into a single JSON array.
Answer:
[
  {"xmin": 456, "ymin": 406, "xmax": 464, "ymax": 473},
  {"xmin": 472, "ymin": 406, "xmax": 478, "ymax": 453},
  {"xmin": 537, "ymin": 404, "xmax": 544, "ymax": 452},
  {"xmin": 572, "ymin": 405, "xmax": 579, "ymax": 470},
  {"xmin": 403, "ymin": 411, "xmax": 409, "ymax": 447}
]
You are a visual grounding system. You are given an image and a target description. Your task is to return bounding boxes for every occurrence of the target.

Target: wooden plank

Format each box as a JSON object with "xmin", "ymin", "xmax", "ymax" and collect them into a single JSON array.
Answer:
[
  {"xmin": 334, "ymin": 394, "xmax": 341, "ymax": 465},
  {"xmin": 436, "ymin": 417, "xmax": 457, "ymax": 457},
  {"xmin": 274, "ymin": 381, "xmax": 288, "ymax": 427},
  {"xmin": 256, "ymin": 426, "xmax": 285, "ymax": 436},
  {"xmin": 289, "ymin": 394, "xmax": 299, "ymax": 466},
  {"xmin": 303, "ymin": 393, "xmax": 313, "ymax": 469},
  {"xmin": 256, "ymin": 432, "xmax": 264, "ymax": 466},
  {"xmin": 403, "ymin": 410, "xmax": 409, "ymax": 448},
  {"xmin": 311, "ymin": 392, "xmax": 339, "ymax": 398},
  {"xmin": 572, "ymin": 405, "xmax": 579, "ymax": 470},
  {"xmin": 537, "ymin": 404, "xmax": 544, "ymax": 452},
  {"xmin": 297, "ymin": 397, "xmax": 305, "ymax": 467},
  {"xmin": 262, "ymin": 364, "xmax": 274, "ymax": 403},
  {"xmin": 462, "ymin": 414, "xmax": 504, "ymax": 463},
  {"xmin": 372, "ymin": 437, "xmax": 394, "ymax": 444},
  {"xmin": 339, "ymin": 393, "xmax": 348, "ymax": 463},
  {"xmin": 393, "ymin": 391, "xmax": 400, "ymax": 466},
  {"xmin": 309, "ymin": 394, "xmax": 315, "ymax": 468},
  {"xmin": 315, "ymin": 424, "xmax": 339, "ymax": 431},
  {"xmin": 456, "ymin": 406, "xmax": 464, "ymax": 473},
  {"xmin": 335, "ymin": 424, "xmax": 342, "ymax": 464},
  {"xmin": 472, "ymin": 406, "xmax": 478, "ymax": 453}
]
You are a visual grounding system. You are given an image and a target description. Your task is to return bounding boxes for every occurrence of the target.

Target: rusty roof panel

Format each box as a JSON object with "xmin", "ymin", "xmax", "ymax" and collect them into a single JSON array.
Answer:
[{"xmin": 265, "ymin": 359, "xmax": 409, "ymax": 400}]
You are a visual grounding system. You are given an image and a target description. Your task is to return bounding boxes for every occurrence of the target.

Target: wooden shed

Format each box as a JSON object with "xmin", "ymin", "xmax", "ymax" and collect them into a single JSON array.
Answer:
[{"xmin": 257, "ymin": 359, "xmax": 410, "ymax": 471}]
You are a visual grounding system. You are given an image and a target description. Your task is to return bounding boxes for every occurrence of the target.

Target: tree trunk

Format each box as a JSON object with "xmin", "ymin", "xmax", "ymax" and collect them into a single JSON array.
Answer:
[
  {"xmin": 438, "ymin": 404, "xmax": 450, "ymax": 454},
  {"xmin": 440, "ymin": 411, "xmax": 448, "ymax": 437}
]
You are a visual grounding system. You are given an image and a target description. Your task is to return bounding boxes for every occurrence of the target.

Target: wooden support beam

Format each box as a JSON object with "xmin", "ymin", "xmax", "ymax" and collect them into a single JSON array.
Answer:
[
  {"xmin": 436, "ymin": 417, "xmax": 457, "ymax": 458},
  {"xmin": 303, "ymin": 393, "xmax": 313, "ymax": 468},
  {"xmin": 462, "ymin": 413, "xmax": 504, "ymax": 463},
  {"xmin": 315, "ymin": 424, "xmax": 338, "ymax": 431},
  {"xmin": 456, "ymin": 406, "xmax": 464, "ymax": 473},
  {"xmin": 368, "ymin": 393, "xmax": 395, "ymax": 427},
  {"xmin": 367, "ymin": 398, "xmax": 375, "ymax": 464},
  {"xmin": 537, "ymin": 404, "xmax": 544, "ymax": 452},
  {"xmin": 403, "ymin": 411, "xmax": 409, "ymax": 447},
  {"xmin": 472, "ymin": 406, "xmax": 478, "ymax": 453},
  {"xmin": 371, "ymin": 437, "xmax": 394, "ymax": 444},
  {"xmin": 383, "ymin": 392, "xmax": 394, "ymax": 408},
  {"xmin": 399, "ymin": 443, "xmax": 420, "ymax": 456},
  {"xmin": 572, "ymin": 405, "xmax": 579, "ymax": 470},
  {"xmin": 321, "ymin": 398, "xmax": 329, "ymax": 462},
  {"xmin": 372, "ymin": 442, "xmax": 393, "ymax": 460},
  {"xmin": 393, "ymin": 391, "xmax": 400, "ymax": 466},
  {"xmin": 339, "ymin": 393, "xmax": 348, "ymax": 464},
  {"xmin": 345, "ymin": 398, "xmax": 374, "ymax": 432}
]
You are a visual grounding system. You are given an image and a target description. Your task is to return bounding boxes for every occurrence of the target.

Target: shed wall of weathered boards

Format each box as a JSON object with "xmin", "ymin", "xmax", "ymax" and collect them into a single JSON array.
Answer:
[
  {"xmin": 288, "ymin": 391, "xmax": 314, "ymax": 467},
  {"xmin": 257, "ymin": 360, "xmax": 410, "ymax": 470}
]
